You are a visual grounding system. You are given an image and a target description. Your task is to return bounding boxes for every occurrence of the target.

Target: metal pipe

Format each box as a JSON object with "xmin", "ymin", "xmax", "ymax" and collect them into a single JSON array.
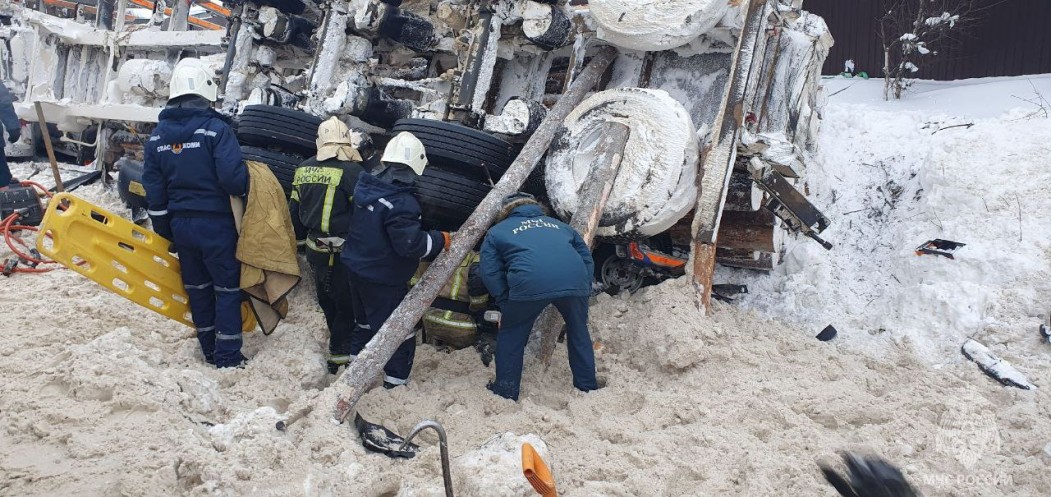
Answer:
[
  {"xmin": 219, "ymin": 4, "xmax": 245, "ymax": 90},
  {"xmin": 399, "ymin": 420, "xmax": 454, "ymax": 497}
]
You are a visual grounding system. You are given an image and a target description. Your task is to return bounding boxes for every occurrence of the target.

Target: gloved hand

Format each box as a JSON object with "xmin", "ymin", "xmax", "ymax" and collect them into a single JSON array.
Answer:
[
  {"xmin": 7, "ymin": 128, "xmax": 20, "ymax": 144},
  {"xmin": 819, "ymin": 452, "xmax": 918, "ymax": 497},
  {"xmin": 441, "ymin": 231, "xmax": 452, "ymax": 249}
]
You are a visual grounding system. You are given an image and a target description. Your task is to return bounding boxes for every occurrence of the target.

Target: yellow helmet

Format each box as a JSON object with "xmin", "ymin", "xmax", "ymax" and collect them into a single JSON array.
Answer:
[
  {"xmin": 380, "ymin": 131, "xmax": 428, "ymax": 175},
  {"xmin": 316, "ymin": 116, "xmax": 362, "ymax": 161}
]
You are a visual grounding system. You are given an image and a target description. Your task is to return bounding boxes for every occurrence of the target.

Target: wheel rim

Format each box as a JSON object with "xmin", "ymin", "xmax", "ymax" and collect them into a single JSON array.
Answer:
[{"xmin": 601, "ymin": 256, "xmax": 644, "ymax": 294}]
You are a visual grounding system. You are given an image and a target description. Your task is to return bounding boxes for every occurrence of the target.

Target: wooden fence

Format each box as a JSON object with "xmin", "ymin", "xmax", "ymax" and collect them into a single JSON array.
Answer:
[{"xmin": 804, "ymin": 0, "xmax": 1051, "ymax": 80}]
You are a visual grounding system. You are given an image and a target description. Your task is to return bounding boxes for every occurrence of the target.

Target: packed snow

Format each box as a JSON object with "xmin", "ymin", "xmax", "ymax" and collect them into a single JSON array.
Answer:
[{"xmin": 2, "ymin": 74, "xmax": 1051, "ymax": 496}]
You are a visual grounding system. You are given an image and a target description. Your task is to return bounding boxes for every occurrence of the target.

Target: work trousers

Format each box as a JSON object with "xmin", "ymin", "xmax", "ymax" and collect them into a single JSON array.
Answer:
[
  {"xmin": 0, "ymin": 149, "xmax": 11, "ymax": 186},
  {"xmin": 171, "ymin": 216, "xmax": 243, "ymax": 367},
  {"xmin": 307, "ymin": 249, "xmax": 365, "ymax": 366},
  {"xmin": 347, "ymin": 274, "xmax": 415, "ymax": 385},
  {"xmin": 492, "ymin": 296, "xmax": 598, "ymax": 401}
]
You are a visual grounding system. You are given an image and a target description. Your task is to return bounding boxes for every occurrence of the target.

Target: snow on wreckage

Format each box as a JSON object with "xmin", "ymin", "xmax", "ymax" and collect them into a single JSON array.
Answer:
[{"xmin": 0, "ymin": 0, "xmax": 901, "ymax": 494}]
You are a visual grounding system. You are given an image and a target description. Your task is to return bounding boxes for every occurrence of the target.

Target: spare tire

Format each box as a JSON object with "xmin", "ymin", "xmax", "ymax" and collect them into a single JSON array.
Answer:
[
  {"xmin": 590, "ymin": 0, "xmax": 728, "ymax": 51},
  {"xmin": 392, "ymin": 119, "xmax": 512, "ymax": 181},
  {"xmin": 414, "ymin": 168, "xmax": 492, "ymax": 231},
  {"xmin": 545, "ymin": 88, "xmax": 698, "ymax": 239},
  {"xmin": 236, "ymin": 105, "xmax": 322, "ymax": 156},
  {"xmin": 240, "ymin": 146, "xmax": 306, "ymax": 195}
]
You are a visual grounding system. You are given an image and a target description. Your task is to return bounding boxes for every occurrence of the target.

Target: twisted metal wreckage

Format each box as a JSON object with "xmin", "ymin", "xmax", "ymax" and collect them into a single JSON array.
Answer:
[{"xmin": 2, "ymin": 0, "xmax": 834, "ymax": 413}]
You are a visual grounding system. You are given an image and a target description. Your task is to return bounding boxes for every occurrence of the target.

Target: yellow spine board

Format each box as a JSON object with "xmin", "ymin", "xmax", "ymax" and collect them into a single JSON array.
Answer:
[{"xmin": 37, "ymin": 193, "xmax": 256, "ymax": 332}]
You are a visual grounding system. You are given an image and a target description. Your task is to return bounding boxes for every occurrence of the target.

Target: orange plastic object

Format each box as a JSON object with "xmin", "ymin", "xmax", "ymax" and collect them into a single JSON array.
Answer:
[
  {"xmin": 36, "ymin": 193, "xmax": 256, "ymax": 332},
  {"xmin": 522, "ymin": 443, "xmax": 557, "ymax": 497}
]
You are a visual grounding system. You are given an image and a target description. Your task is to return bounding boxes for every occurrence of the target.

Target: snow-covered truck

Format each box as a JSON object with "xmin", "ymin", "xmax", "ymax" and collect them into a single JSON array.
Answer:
[{"xmin": 0, "ymin": 0, "xmax": 833, "ymax": 290}]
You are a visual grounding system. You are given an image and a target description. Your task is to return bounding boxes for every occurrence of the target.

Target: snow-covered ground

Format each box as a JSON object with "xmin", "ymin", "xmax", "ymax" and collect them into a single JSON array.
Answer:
[
  {"xmin": 723, "ymin": 74, "xmax": 1051, "ymax": 369},
  {"xmin": 1, "ymin": 75, "xmax": 1050, "ymax": 496}
]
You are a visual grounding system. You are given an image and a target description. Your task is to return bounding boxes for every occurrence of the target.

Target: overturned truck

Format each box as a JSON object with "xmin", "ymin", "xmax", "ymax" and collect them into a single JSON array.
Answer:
[{"xmin": 1, "ymin": 0, "xmax": 833, "ymax": 294}]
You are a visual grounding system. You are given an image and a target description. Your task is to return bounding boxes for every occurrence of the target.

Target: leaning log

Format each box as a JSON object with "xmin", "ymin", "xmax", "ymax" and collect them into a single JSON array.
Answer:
[
  {"xmin": 688, "ymin": 0, "xmax": 770, "ymax": 314},
  {"xmin": 537, "ymin": 121, "xmax": 630, "ymax": 367},
  {"xmin": 281, "ymin": 46, "xmax": 620, "ymax": 427}
]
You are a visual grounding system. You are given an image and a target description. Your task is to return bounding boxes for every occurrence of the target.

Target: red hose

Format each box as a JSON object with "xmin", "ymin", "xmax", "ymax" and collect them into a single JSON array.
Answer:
[{"xmin": 1, "ymin": 182, "xmax": 61, "ymax": 274}]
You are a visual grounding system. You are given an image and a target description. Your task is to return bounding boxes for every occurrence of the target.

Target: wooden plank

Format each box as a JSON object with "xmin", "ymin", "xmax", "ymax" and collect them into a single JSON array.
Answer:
[
  {"xmin": 34, "ymin": 102, "xmax": 65, "ymax": 193},
  {"xmin": 688, "ymin": 0, "xmax": 770, "ymax": 313},
  {"xmin": 537, "ymin": 121, "xmax": 630, "ymax": 367},
  {"xmin": 276, "ymin": 46, "xmax": 620, "ymax": 428}
]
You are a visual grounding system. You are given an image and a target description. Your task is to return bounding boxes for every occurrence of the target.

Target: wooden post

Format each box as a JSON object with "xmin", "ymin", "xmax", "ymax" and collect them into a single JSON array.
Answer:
[
  {"xmin": 33, "ymin": 102, "xmax": 64, "ymax": 193},
  {"xmin": 688, "ymin": 0, "xmax": 768, "ymax": 314},
  {"xmin": 536, "ymin": 121, "xmax": 629, "ymax": 367},
  {"xmin": 281, "ymin": 46, "xmax": 619, "ymax": 428}
]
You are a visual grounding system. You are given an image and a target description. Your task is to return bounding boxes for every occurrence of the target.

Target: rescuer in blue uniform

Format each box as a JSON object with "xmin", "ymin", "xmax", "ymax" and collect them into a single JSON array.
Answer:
[
  {"xmin": 0, "ymin": 82, "xmax": 21, "ymax": 189},
  {"xmin": 479, "ymin": 192, "xmax": 598, "ymax": 401},
  {"xmin": 341, "ymin": 131, "xmax": 448, "ymax": 388},
  {"xmin": 142, "ymin": 58, "xmax": 248, "ymax": 368}
]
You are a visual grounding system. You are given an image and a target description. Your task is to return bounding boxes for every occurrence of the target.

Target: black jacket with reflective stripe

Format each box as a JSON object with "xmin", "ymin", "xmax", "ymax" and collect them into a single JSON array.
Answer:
[{"xmin": 289, "ymin": 157, "xmax": 365, "ymax": 243}]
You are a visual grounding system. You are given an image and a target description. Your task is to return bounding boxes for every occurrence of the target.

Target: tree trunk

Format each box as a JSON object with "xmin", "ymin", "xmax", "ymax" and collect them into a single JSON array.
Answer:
[{"xmin": 537, "ymin": 121, "xmax": 630, "ymax": 367}]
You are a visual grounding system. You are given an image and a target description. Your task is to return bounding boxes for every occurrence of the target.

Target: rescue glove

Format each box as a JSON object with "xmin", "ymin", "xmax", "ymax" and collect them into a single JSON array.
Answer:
[
  {"xmin": 441, "ymin": 231, "xmax": 452, "ymax": 249},
  {"xmin": 819, "ymin": 452, "xmax": 919, "ymax": 497},
  {"xmin": 7, "ymin": 127, "xmax": 20, "ymax": 144}
]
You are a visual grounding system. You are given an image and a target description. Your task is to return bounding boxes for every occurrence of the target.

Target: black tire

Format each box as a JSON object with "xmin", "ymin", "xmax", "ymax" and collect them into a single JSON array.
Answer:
[
  {"xmin": 414, "ymin": 168, "xmax": 492, "ymax": 231},
  {"xmin": 236, "ymin": 105, "xmax": 321, "ymax": 156},
  {"xmin": 240, "ymin": 146, "xmax": 305, "ymax": 195},
  {"xmin": 390, "ymin": 125, "xmax": 513, "ymax": 159},
  {"xmin": 392, "ymin": 128, "xmax": 511, "ymax": 166},
  {"xmin": 237, "ymin": 125, "xmax": 316, "ymax": 156},
  {"xmin": 392, "ymin": 119, "xmax": 512, "ymax": 181}
]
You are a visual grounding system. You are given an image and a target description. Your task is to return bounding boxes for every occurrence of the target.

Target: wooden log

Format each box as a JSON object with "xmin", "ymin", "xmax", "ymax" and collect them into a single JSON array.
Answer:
[
  {"xmin": 717, "ymin": 222, "xmax": 777, "ymax": 252},
  {"xmin": 688, "ymin": 0, "xmax": 769, "ymax": 314},
  {"xmin": 33, "ymin": 102, "xmax": 64, "ymax": 193},
  {"xmin": 537, "ymin": 121, "xmax": 630, "ymax": 367},
  {"xmin": 724, "ymin": 170, "xmax": 763, "ymax": 212},
  {"xmin": 717, "ymin": 251, "xmax": 777, "ymax": 271},
  {"xmin": 281, "ymin": 46, "xmax": 619, "ymax": 427}
]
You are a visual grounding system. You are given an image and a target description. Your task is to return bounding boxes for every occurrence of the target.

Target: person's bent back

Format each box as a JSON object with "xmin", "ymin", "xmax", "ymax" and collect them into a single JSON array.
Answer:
[{"xmin": 479, "ymin": 193, "xmax": 598, "ymax": 400}]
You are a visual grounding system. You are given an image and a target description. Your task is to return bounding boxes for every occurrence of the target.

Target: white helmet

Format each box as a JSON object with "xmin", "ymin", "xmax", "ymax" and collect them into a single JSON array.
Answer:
[
  {"xmin": 380, "ymin": 131, "xmax": 428, "ymax": 175},
  {"xmin": 169, "ymin": 58, "xmax": 218, "ymax": 102}
]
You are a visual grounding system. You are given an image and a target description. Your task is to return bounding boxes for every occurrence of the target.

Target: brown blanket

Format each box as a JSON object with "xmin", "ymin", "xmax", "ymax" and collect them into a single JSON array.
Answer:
[{"xmin": 232, "ymin": 160, "xmax": 301, "ymax": 334}]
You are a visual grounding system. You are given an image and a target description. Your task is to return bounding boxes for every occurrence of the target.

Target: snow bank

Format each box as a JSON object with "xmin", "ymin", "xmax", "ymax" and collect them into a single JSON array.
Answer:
[{"xmin": 724, "ymin": 76, "xmax": 1051, "ymax": 369}]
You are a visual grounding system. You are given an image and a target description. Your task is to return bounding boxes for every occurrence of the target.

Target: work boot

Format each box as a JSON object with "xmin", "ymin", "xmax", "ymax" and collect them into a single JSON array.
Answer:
[
  {"xmin": 216, "ymin": 353, "xmax": 248, "ymax": 369},
  {"xmin": 327, "ymin": 354, "xmax": 353, "ymax": 375}
]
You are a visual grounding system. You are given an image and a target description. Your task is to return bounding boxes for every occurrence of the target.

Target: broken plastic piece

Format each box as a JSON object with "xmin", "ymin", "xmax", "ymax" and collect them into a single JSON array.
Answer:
[
  {"xmin": 816, "ymin": 325, "xmax": 837, "ymax": 342},
  {"xmin": 961, "ymin": 339, "xmax": 1035, "ymax": 390},
  {"xmin": 915, "ymin": 239, "xmax": 966, "ymax": 259},
  {"xmin": 355, "ymin": 413, "xmax": 419, "ymax": 459}
]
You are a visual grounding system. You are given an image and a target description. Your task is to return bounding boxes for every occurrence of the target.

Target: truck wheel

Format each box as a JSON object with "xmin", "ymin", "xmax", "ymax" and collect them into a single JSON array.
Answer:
[
  {"xmin": 393, "ymin": 119, "xmax": 512, "ymax": 182},
  {"xmin": 590, "ymin": 0, "xmax": 728, "ymax": 51},
  {"xmin": 414, "ymin": 168, "xmax": 492, "ymax": 231},
  {"xmin": 545, "ymin": 88, "xmax": 698, "ymax": 239},
  {"xmin": 236, "ymin": 105, "xmax": 322, "ymax": 156},
  {"xmin": 240, "ymin": 146, "xmax": 306, "ymax": 195}
]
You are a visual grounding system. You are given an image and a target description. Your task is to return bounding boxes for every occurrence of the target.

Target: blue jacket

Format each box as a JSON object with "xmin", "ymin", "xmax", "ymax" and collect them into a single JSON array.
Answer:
[
  {"xmin": 341, "ymin": 172, "xmax": 445, "ymax": 286},
  {"xmin": 480, "ymin": 204, "xmax": 594, "ymax": 304},
  {"xmin": 0, "ymin": 84, "xmax": 19, "ymax": 142},
  {"xmin": 142, "ymin": 107, "xmax": 246, "ymax": 238}
]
